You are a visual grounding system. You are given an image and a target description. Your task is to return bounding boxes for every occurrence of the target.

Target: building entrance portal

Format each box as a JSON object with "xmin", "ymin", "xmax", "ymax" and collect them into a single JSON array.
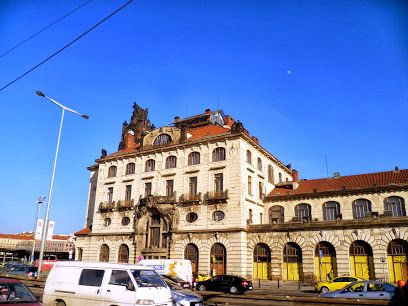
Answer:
[{"xmin": 210, "ymin": 243, "xmax": 226, "ymax": 276}]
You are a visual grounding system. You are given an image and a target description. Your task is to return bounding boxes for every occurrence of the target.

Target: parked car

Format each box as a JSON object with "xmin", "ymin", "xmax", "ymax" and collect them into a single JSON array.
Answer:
[
  {"xmin": 162, "ymin": 274, "xmax": 193, "ymax": 290},
  {"xmin": 6, "ymin": 265, "xmax": 39, "ymax": 278},
  {"xmin": 0, "ymin": 277, "xmax": 43, "ymax": 305},
  {"xmin": 0, "ymin": 263, "xmax": 23, "ymax": 274},
  {"xmin": 321, "ymin": 281, "xmax": 396, "ymax": 299},
  {"xmin": 196, "ymin": 275, "xmax": 253, "ymax": 294},
  {"xmin": 315, "ymin": 275, "xmax": 364, "ymax": 292},
  {"xmin": 193, "ymin": 272, "xmax": 210, "ymax": 283},
  {"xmin": 163, "ymin": 277, "xmax": 203, "ymax": 306}
]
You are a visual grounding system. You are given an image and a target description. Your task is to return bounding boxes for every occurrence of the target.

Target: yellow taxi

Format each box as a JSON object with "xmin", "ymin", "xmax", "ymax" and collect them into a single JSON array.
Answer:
[{"xmin": 315, "ymin": 276, "xmax": 364, "ymax": 293}]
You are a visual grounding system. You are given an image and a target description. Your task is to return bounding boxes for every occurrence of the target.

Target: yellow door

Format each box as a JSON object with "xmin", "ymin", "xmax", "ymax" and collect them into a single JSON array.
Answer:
[
  {"xmin": 285, "ymin": 262, "xmax": 299, "ymax": 280},
  {"xmin": 388, "ymin": 255, "xmax": 408, "ymax": 282},
  {"xmin": 351, "ymin": 255, "xmax": 373, "ymax": 280}
]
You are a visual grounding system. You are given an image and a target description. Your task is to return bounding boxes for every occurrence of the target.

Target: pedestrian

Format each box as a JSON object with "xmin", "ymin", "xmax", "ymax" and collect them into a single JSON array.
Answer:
[
  {"xmin": 388, "ymin": 280, "xmax": 408, "ymax": 306},
  {"xmin": 327, "ymin": 269, "xmax": 334, "ymax": 281}
]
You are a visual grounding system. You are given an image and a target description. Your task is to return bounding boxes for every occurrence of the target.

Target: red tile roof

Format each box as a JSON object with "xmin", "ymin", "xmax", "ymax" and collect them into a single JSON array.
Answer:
[
  {"xmin": 0, "ymin": 233, "xmax": 69, "ymax": 240},
  {"xmin": 267, "ymin": 169, "xmax": 408, "ymax": 198},
  {"xmin": 110, "ymin": 144, "xmax": 140, "ymax": 156},
  {"xmin": 187, "ymin": 125, "xmax": 230, "ymax": 141},
  {"xmin": 75, "ymin": 226, "xmax": 92, "ymax": 235}
]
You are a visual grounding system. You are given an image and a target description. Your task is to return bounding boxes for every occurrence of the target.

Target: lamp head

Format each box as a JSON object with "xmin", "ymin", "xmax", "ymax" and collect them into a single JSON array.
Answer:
[
  {"xmin": 82, "ymin": 115, "xmax": 89, "ymax": 120},
  {"xmin": 36, "ymin": 91, "xmax": 45, "ymax": 97}
]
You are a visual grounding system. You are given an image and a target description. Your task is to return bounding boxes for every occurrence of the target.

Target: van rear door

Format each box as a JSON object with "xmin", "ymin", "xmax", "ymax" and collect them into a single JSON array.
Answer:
[{"xmin": 100, "ymin": 269, "xmax": 137, "ymax": 306}]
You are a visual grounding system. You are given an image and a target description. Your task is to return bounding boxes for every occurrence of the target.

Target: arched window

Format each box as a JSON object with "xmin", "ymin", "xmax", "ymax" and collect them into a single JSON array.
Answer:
[
  {"xmin": 99, "ymin": 244, "xmax": 109, "ymax": 262},
  {"xmin": 118, "ymin": 244, "xmax": 129, "ymax": 263},
  {"xmin": 283, "ymin": 243, "xmax": 303, "ymax": 280},
  {"xmin": 322, "ymin": 201, "xmax": 341, "ymax": 221},
  {"xmin": 212, "ymin": 147, "xmax": 226, "ymax": 162},
  {"xmin": 211, "ymin": 243, "xmax": 226, "ymax": 275},
  {"xmin": 269, "ymin": 205, "xmax": 284, "ymax": 224},
  {"xmin": 253, "ymin": 243, "xmax": 271, "ymax": 279},
  {"xmin": 352, "ymin": 199, "xmax": 371, "ymax": 219},
  {"xmin": 188, "ymin": 152, "xmax": 200, "ymax": 165},
  {"xmin": 108, "ymin": 166, "xmax": 117, "ymax": 177},
  {"xmin": 278, "ymin": 172, "xmax": 282, "ymax": 183},
  {"xmin": 247, "ymin": 150, "xmax": 252, "ymax": 164},
  {"xmin": 153, "ymin": 134, "xmax": 172, "ymax": 146},
  {"xmin": 165, "ymin": 156, "xmax": 177, "ymax": 169},
  {"xmin": 384, "ymin": 196, "xmax": 406, "ymax": 217},
  {"xmin": 295, "ymin": 203, "xmax": 312, "ymax": 221},
  {"xmin": 145, "ymin": 159, "xmax": 155, "ymax": 172},
  {"xmin": 257, "ymin": 158, "xmax": 262, "ymax": 171},
  {"xmin": 125, "ymin": 163, "xmax": 135, "ymax": 175},
  {"xmin": 268, "ymin": 165, "xmax": 274, "ymax": 184},
  {"xmin": 121, "ymin": 217, "xmax": 130, "ymax": 226},
  {"xmin": 77, "ymin": 248, "xmax": 83, "ymax": 261},
  {"xmin": 185, "ymin": 244, "xmax": 199, "ymax": 273}
]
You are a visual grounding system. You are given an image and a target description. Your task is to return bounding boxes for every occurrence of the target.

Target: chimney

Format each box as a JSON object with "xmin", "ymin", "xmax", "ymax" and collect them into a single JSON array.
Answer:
[
  {"xmin": 225, "ymin": 115, "xmax": 235, "ymax": 128},
  {"xmin": 125, "ymin": 132, "xmax": 135, "ymax": 148},
  {"xmin": 292, "ymin": 169, "xmax": 298, "ymax": 183},
  {"xmin": 174, "ymin": 116, "xmax": 179, "ymax": 123},
  {"xmin": 251, "ymin": 136, "xmax": 259, "ymax": 145},
  {"xmin": 205, "ymin": 109, "xmax": 211, "ymax": 114}
]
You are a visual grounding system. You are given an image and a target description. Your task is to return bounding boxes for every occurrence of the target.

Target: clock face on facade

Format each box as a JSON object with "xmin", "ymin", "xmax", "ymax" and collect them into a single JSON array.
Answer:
[{"xmin": 127, "ymin": 130, "xmax": 135, "ymax": 135}]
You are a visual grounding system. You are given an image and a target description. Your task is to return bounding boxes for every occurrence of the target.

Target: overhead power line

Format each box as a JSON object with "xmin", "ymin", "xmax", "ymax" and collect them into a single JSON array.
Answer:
[
  {"xmin": 0, "ymin": 0, "xmax": 134, "ymax": 93},
  {"xmin": 0, "ymin": 0, "xmax": 94, "ymax": 59}
]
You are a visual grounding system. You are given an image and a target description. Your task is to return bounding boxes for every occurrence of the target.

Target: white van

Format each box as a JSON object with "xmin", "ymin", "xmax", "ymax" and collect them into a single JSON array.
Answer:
[
  {"xmin": 138, "ymin": 259, "xmax": 193, "ymax": 287},
  {"xmin": 43, "ymin": 261, "xmax": 173, "ymax": 306}
]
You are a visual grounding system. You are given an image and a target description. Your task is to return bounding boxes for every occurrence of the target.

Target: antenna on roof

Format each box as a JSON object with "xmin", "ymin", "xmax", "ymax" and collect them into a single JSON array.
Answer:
[{"xmin": 325, "ymin": 154, "xmax": 329, "ymax": 178}]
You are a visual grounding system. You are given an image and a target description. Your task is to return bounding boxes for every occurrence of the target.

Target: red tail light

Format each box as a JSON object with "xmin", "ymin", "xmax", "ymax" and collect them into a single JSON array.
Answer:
[
  {"xmin": 27, "ymin": 272, "xmax": 32, "ymax": 277},
  {"xmin": 242, "ymin": 281, "xmax": 249, "ymax": 286}
]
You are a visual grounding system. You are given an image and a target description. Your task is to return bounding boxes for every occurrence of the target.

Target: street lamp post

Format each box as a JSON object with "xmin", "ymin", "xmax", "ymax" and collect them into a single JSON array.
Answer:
[
  {"xmin": 35, "ymin": 91, "xmax": 88, "ymax": 279},
  {"xmin": 30, "ymin": 196, "xmax": 46, "ymax": 264}
]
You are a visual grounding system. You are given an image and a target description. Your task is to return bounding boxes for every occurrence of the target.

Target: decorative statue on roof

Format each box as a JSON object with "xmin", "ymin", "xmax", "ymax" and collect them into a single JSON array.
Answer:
[
  {"xmin": 101, "ymin": 149, "xmax": 107, "ymax": 158},
  {"xmin": 231, "ymin": 120, "xmax": 244, "ymax": 133}
]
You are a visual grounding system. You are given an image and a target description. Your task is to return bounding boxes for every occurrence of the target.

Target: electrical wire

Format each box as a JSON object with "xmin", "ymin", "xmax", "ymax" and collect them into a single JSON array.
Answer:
[
  {"xmin": 0, "ymin": 0, "xmax": 134, "ymax": 93},
  {"xmin": 0, "ymin": 0, "xmax": 94, "ymax": 59}
]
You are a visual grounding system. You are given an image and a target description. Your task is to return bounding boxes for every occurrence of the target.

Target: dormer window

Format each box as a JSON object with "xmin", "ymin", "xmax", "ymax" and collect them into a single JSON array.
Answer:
[{"xmin": 153, "ymin": 134, "xmax": 171, "ymax": 146}]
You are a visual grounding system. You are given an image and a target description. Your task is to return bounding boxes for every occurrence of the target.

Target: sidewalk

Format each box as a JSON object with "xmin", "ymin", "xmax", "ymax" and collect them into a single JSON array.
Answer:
[{"xmin": 249, "ymin": 279, "xmax": 317, "ymax": 296}]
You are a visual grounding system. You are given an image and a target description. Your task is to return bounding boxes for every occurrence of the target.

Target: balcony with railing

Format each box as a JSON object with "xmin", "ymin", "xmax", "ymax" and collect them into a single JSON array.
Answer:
[
  {"xmin": 99, "ymin": 201, "xmax": 116, "ymax": 212},
  {"xmin": 207, "ymin": 189, "xmax": 229, "ymax": 204},
  {"xmin": 181, "ymin": 192, "xmax": 202, "ymax": 204},
  {"xmin": 155, "ymin": 191, "xmax": 178, "ymax": 204},
  {"xmin": 117, "ymin": 199, "xmax": 135, "ymax": 210}
]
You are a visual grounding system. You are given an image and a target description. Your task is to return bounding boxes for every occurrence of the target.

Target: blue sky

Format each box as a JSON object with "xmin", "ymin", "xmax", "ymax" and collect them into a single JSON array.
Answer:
[{"xmin": 0, "ymin": 0, "xmax": 407, "ymax": 235}]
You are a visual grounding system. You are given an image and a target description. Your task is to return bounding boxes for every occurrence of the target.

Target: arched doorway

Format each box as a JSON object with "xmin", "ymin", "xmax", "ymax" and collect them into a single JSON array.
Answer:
[
  {"xmin": 349, "ymin": 241, "xmax": 374, "ymax": 279},
  {"xmin": 210, "ymin": 243, "xmax": 226, "ymax": 276},
  {"xmin": 118, "ymin": 244, "xmax": 129, "ymax": 263},
  {"xmin": 283, "ymin": 243, "xmax": 303, "ymax": 281},
  {"xmin": 185, "ymin": 244, "xmax": 199, "ymax": 273},
  {"xmin": 388, "ymin": 239, "xmax": 408, "ymax": 283},
  {"xmin": 99, "ymin": 244, "xmax": 109, "ymax": 262},
  {"xmin": 315, "ymin": 242, "xmax": 337, "ymax": 281},
  {"xmin": 253, "ymin": 243, "xmax": 271, "ymax": 279}
]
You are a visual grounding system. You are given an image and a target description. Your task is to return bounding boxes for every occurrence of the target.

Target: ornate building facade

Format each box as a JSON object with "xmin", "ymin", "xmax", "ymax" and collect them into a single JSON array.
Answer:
[{"xmin": 75, "ymin": 103, "xmax": 408, "ymax": 283}]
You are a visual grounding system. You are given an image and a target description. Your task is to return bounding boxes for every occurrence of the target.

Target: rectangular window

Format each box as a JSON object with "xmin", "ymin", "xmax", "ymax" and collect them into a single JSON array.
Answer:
[
  {"xmin": 249, "ymin": 209, "xmax": 253, "ymax": 223},
  {"xmin": 260, "ymin": 213, "xmax": 263, "ymax": 224},
  {"xmin": 248, "ymin": 176, "xmax": 252, "ymax": 195},
  {"xmin": 107, "ymin": 187, "xmax": 113, "ymax": 203},
  {"xmin": 166, "ymin": 180, "xmax": 174, "ymax": 197},
  {"xmin": 125, "ymin": 185, "xmax": 132, "ymax": 202},
  {"xmin": 189, "ymin": 177, "xmax": 197, "ymax": 194},
  {"xmin": 150, "ymin": 227, "xmax": 160, "ymax": 248},
  {"xmin": 109, "ymin": 270, "xmax": 131, "ymax": 286},
  {"xmin": 214, "ymin": 174, "xmax": 223, "ymax": 192},
  {"xmin": 79, "ymin": 269, "xmax": 105, "ymax": 286},
  {"xmin": 259, "ymin": 182, "xmax": 263, "ymax": 199},
  {"xmin": 145, "ymin": 182, "xmax": 152, "ymax": 196}
]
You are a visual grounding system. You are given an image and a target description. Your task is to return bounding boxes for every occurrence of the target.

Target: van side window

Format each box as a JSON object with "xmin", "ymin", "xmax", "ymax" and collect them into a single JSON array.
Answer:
[
  {"xmin": 109, "ymin": 270, "xmax": 131, "ymax": 286},
  {"xmin": 79, "ymin": 269, "xmax": 105, "ymax": 286}
]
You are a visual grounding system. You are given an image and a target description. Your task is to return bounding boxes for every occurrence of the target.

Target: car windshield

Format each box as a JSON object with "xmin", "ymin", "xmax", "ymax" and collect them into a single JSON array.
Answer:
[
  {"xmin": 166, "ymin": 275, "xmax": 184, "ymax": 282},
  {"xmin": 163, "ymin": 278, "xmax": 183, "ymax": 290},
  {"xmin": 130, "ymin": 269, "xmax": 166, "ymax": 288},
  {"xmin": 0, "ymin": 282, "xmax": 37, "ymax": 303}
]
